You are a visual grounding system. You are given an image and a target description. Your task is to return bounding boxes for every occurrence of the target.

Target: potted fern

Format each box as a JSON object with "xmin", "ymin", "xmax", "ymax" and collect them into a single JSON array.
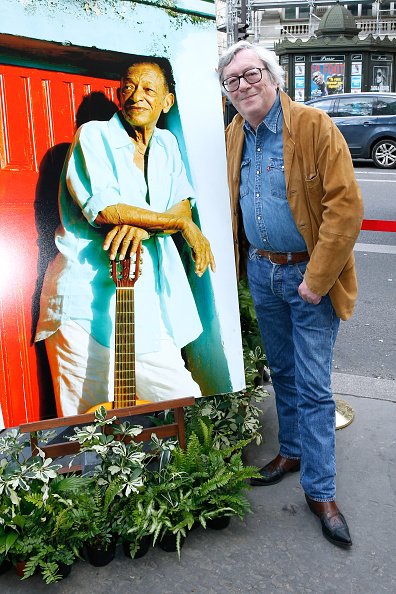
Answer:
[
  {"xmin": 168, "ymin": 420, "xmax": 261, "ymax": 532},
  {"xmin": 14, "ymin": 476, "xmax": 86, "ymax": 584},
  {"xmin": 124, "ymin": 426, "xmax": 260, "ymax": 559},
  {"xmin": 148, "ymin": 468, "xmax": 195, "ymax": 556}
]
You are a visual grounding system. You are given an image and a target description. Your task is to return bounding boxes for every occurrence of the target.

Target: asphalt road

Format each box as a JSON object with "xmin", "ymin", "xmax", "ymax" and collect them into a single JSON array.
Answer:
[{"xmin": 333, "ymin": 162, "xmax": 396, "ymax": 380}]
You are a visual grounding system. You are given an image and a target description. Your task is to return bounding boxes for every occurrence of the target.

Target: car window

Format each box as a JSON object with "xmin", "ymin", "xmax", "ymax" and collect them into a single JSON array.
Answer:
[
  {"xmin": 373, "ymin": 97, "xmax": 396, "ymax": 115},
  {"xmin": 337, "ymin": 97, "xmax": 373, "ymax": 117},
  {"xmin": 309, "ymin": 98, "xmax": 336, "ymax": 115}
]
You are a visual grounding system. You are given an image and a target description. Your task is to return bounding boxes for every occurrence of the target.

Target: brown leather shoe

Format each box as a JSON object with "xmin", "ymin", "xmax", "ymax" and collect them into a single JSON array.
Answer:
[
  {"xmin": 305, "ymin": 494, "xmax": 352, "ymax": 548},
  {"xmin": 250, "ymin": 453, "xmax": 300, "ymax": 486}
]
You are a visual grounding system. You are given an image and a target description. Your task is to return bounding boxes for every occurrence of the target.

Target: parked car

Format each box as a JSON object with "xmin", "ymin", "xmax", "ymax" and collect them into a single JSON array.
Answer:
[{"xmin": 305, "ymin": 92, "xmax": 396, "ymax": 168}]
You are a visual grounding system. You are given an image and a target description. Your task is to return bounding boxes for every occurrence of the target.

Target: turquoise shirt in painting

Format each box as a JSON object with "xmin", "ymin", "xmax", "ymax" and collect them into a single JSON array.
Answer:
[{"xmin": 35, "ymin": 112, "xmax": 203, "ymax": 354}]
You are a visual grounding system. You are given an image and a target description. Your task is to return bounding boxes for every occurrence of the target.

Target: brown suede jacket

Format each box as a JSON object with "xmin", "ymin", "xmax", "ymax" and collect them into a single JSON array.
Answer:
[{"xmin": 225, "ymin": 90, "xmax": 364, "ymax": 320}]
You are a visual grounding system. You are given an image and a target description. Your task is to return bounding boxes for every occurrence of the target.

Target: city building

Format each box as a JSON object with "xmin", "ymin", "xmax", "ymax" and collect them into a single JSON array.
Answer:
[{"xmin": 217, "ymin": 1, "xmax": 396, "ymax": 50}]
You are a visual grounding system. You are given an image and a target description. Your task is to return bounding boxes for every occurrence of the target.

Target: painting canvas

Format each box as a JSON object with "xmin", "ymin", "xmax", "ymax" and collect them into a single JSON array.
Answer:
[{"xmin": 0, "ymin": 0, "xmax": 245, "ymax": 428}]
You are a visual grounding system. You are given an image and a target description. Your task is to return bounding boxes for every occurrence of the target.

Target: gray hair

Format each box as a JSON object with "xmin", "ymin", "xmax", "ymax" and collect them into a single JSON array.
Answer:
[{"xmin": 218, "ymin": 41, "xmax": 285, "ymax": 91}]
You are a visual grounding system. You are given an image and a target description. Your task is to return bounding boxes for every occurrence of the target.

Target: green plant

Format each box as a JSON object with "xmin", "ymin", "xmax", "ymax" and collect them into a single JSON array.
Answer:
[
  {"xmin": 67, "ymin": 407, "xmax": 148, "ymax": 550},
  {"xmin": 169, "ymin": 421, "xmax": 260, "ymax": 526},
  {"xmin": 0, "ymin": 429, "xmax": 60, "ymax": 569},
  {"xmin": 114, "ymin": 435, "xmax": 176, "ymax": 558},
  {"xmin": 184, "ymin": 384, "xmax": 267, "ymax": 450},
  {"xmin": 0, "ymin": 428, "xmax": 90, "ymax": 583},
  {"xmin": 182, "ymin": 280, "xmax": 269, "ymax": 449},
  {"xmin": 238, "ymin": 278, "xmax": 264, "ymax": 356},
  {"xmin": 125, "ymin": 425, "xmax": 260, "ymax": 558},
  {"xmin": 17, "ymin": 474, "xmax": 89, "ymax": 583}
]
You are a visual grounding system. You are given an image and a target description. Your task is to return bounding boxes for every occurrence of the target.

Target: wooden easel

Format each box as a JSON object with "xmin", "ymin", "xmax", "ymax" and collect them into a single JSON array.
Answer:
[{"xmin": 19, "ymin": 398, "xmax": 194, "ymax": 470}]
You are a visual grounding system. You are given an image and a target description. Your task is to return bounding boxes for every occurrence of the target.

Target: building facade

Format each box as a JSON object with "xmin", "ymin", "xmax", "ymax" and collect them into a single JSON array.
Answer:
[{"xmin": 217, "ymin": 1, "xmax": 396, "ymax": 50}]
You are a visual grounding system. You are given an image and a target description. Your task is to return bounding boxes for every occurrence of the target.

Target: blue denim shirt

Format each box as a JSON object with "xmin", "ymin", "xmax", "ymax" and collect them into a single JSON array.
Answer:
[{"xmin": 239, "ymin": 93, "xmax": 307, "ymax": 253}]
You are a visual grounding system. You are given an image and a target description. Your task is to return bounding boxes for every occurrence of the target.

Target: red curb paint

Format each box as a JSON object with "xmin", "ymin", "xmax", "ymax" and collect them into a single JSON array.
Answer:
[{"xmin": 361, "ymin": 219, "xmax": 396, "ymax": 232}]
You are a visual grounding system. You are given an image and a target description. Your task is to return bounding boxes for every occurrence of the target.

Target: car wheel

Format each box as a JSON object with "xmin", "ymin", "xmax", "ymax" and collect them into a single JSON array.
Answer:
[{"xmin": 371, "ymin": 139, "xmax": 396, "ymax": 168}]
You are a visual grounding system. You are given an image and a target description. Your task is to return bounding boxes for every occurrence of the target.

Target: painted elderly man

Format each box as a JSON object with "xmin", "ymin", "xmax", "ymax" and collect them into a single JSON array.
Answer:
[{"xmin": 36, "ymin": 57, "xmax": 215, "ymax": 416}]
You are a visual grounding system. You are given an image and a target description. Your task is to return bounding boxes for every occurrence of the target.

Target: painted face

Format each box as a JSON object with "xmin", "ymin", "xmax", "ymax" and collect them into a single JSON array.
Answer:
[
  {"xmin": 312, "ymin": 72, "xmax": 324, "ymax": 84},
  {"xmin": 222, "ymin": 49, "xmax": 277, "ymax": 129},
  {"xmin": 118, "ymin": 63, "xmax": 174, "ymax": 129}
]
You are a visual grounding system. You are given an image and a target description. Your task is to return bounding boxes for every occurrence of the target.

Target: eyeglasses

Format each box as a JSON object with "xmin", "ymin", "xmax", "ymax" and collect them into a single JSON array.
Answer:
[{"xmin": 222, "ymin": 67, "xmax": 267, "ymax": 92}]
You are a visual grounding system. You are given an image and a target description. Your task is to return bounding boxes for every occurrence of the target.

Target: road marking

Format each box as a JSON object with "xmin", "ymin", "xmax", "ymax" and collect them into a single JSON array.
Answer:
[
  {"xmin": 355, "ymin": 243, "xmax": 396, "ymax": 254},
  {"xmin": 356, "ymin": 178, "xmax": 396, "ymax": 183},
  {"xmin": 357, "ymin": 169, "xmax": 395, "ymax": 175}
]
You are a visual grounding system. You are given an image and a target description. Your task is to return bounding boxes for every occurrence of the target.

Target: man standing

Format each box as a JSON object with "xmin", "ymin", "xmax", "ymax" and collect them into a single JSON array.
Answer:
[
  {"xmin": 218, "ymin": 41, "xmax": 363, "ymax": 547},
  {"xmin": 36, "ymin": 57, "xmax": 215, "ymax": 416}
]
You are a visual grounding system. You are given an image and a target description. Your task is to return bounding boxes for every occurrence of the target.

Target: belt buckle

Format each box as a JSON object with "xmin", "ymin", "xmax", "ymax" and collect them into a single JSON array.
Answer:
[{"xmin": 268, "ymin": 252, "xmax": 289, "ymax": 264}]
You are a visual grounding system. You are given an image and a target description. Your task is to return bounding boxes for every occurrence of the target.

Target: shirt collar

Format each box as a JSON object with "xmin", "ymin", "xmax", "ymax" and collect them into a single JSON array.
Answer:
[
  {"xmin": 109, "ymin": 111, "xmax": 163, "ymax": 149},
  {"xmin": 243, "ymin": 92, "xmax": 282, "ymax": 135}
]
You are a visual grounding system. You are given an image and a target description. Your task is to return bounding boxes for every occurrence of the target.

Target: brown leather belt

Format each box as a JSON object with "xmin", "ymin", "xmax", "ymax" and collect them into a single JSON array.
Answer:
[{"xmin": 256, "ymin": 250, "xmax": 309, "ymax": 265}]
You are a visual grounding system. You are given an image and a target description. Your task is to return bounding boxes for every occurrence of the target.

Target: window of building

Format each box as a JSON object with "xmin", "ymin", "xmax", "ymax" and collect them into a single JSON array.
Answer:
[
  {"xmin": 379, "ymin": 2, "xmax": 391, "ymax": 15},
  {"xmin": 284, "ymin": 8, "xmax": 297, "ymax": 20},
  {"xmin": 347, "ymin": 4, "xmax": 359, "ymax": 17},
  {"xmin": 299, "ymin": 6, "xmax": 310, "ymax": 19},
  {"xmin": 361, "ymin": 3, "xmax": 373, "ymax": 17}
]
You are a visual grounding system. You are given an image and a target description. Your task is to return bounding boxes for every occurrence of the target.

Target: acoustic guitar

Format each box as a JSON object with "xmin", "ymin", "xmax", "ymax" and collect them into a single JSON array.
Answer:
[{"xmin": 87, "ymin": 242, "xmax": 149, "ymax": 412}]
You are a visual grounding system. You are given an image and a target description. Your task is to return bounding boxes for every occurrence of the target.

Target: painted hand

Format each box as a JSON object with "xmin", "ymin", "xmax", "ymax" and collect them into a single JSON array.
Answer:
[
  {"xmin": 103, "ymin": 225, "xmax": 150, "ymax": 260},
  {"xmin": 181, "ymin": 220, "xmax": 216, "ymax": 276}
]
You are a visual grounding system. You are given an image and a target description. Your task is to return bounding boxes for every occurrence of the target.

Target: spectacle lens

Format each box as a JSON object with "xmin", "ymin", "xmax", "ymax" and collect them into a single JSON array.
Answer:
[{"xmin": 223, "ymin": 67, "xmax": 266, "ymax": 92}]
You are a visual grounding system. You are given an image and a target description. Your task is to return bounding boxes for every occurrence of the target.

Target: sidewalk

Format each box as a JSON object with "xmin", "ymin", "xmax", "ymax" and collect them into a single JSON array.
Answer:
[{"xmin": 1, "ymin": 373, "xmax": 395, "ymax": 594}]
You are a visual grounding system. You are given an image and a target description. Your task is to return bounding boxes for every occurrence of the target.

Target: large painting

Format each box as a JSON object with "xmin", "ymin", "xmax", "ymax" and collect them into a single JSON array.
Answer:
[{"xmin": 0, "ymin": 0, "xmax": 245, "ymax": 428}]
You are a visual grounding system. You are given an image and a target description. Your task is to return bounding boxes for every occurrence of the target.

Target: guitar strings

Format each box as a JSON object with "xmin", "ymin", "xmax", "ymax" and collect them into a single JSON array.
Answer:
[{"xmin": 115, "ymin": 286, "xmax": 136, "ymax": 408}]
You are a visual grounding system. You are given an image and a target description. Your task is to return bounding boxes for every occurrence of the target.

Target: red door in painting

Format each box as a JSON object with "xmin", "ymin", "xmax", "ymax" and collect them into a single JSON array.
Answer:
[{"xmin": 0, "ymin": 64, "xmax": 119, "ymax": 427}]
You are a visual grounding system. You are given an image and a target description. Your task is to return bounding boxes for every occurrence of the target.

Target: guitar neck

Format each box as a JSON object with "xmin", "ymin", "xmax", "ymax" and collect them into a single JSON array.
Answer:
[{"xmin": 114, "ymin": 287, "xmax": 136, "ymax": 408}]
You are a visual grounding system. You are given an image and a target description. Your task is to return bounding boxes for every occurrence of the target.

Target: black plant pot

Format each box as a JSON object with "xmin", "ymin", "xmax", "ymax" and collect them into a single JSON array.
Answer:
[
  {"xmin": 122, "ymin": 535, "xmax": 151, "ymax": 559},
  {"xmin": 207, "ymin": 515, "xmax": 231, "ymax": 530},
  {"xmin": 0, "ymin": 559, "xmax": 12, "ymax": 576},
  {"xmin": 55, "ymin": 562, "xmax": 72, "ymax": 580},
  {"xmin": 83, "ymin": 540, "xmax": 117, "ymax": 567},
  {"xmin": 158, "ymin": 532, "xmax": 186, "ymax": 553}
]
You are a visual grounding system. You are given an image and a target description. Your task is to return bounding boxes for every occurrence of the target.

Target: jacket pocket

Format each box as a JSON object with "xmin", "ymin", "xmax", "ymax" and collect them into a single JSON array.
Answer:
[
  {"xmin": 304, "ymin": 172, "xmax": 323, "ymax": 201},
  {"xmin": 304, "ymin": 172, "xmax": 323, "ymax": 231}
]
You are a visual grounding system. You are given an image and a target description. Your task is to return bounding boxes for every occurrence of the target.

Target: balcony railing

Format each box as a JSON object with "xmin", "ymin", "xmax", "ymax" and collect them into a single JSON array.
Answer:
[
  {"xmin": 280, "ymin": 23, "xmax": 311, "ymax": 38},
  {"xmin": 358, "ymin": 18, "xmax": 396, "ymax": 35},
  {"xmin": 278, "ymin": 18, "xmax": 396, "ymax": 40}
]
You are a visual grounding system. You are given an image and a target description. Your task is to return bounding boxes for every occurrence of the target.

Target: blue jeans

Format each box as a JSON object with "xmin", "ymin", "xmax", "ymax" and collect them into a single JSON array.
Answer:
[{"xmin": 247, "ymin": 249, "xmax": 340, "ymax": 501}]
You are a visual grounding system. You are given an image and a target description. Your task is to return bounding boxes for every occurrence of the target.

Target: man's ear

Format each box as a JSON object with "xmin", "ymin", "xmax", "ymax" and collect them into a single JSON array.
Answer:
[
  {"xmin": 162, "ymin": 92, "xmax": 174, "ymax": 114},
  {"xmin": 116, "ymin": 87, "xmax": 121, "ymax": 106}
]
